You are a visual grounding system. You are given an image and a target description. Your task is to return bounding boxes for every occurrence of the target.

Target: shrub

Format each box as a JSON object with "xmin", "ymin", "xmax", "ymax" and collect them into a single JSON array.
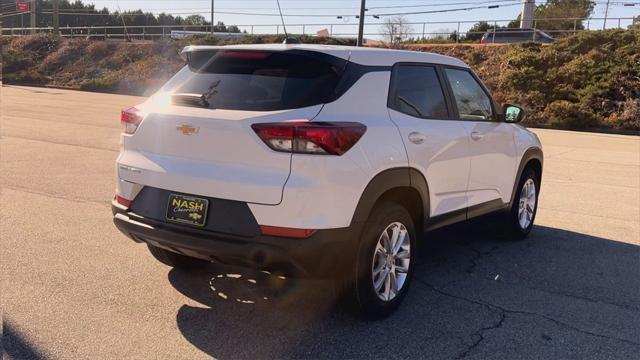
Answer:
[
  {"xmin": 616, "ymin": 99, "xmax": 640, "ymax": 130},
  {"xmin": 544, "ymin": 100, "xmax": 599, "ymax": 129},
  {"xmin": 80, "ymin": 76, "xmax": 120, "ymax": 92},
  {"xmin": 40, "ymin": 40, "xmax": 89, "ymax": 72},
  {"xmin": 85, "ymin": 41, "xmax": 113, "ymax": 60}
]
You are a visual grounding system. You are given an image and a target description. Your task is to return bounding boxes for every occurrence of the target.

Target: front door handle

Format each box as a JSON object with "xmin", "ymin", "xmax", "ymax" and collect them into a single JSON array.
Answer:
[
  {"xmin": 470, "ymin": 131, "xmax": 484, "ymax": 141},
  {"xmin": 408, "ymin": 132, "xmax": 427, "ymax": 144}
]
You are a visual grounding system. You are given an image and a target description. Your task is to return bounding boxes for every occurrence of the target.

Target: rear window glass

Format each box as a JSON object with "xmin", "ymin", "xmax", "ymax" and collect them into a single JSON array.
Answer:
[
  {"xmin": 388, "ymin": 65, "xmax": 449, "ymax": 119},
  {"xmin": 162, "ymin": 50, "xmax": 345, "ymax": 111}
]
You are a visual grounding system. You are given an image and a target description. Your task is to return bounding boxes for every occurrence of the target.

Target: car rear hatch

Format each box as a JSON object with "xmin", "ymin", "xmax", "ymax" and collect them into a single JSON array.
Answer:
[{"xmin": 117, "ymin": 48, "xmax": 348, "ymax": 205}]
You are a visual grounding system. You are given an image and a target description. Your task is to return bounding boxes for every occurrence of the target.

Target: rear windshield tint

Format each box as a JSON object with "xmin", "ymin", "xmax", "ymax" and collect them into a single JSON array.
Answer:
[{"xmin": 162, "ymin": 50, "xmax": 346, "ymax": 111}]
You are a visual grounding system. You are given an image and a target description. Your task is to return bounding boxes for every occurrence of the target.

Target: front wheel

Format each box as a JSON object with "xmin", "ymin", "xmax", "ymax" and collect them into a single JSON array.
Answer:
[
  {"xmin": 345, "ymin": 202, "xmax": 417, "ymax": 319},
  {"xmin": 507, "ymin": 168, "xmax": 540, "ymax": 239}
]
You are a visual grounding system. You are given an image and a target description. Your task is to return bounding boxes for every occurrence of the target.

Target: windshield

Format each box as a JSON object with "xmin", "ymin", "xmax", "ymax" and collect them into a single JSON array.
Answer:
[{"xmin": 159, "ymin": 50, "xmax": 346, "ymax": 111}]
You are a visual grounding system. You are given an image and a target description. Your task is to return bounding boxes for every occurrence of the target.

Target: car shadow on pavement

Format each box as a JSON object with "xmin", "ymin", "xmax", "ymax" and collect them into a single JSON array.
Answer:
[
  {"xmin": 168, "ymin": 221, "xmax": 640, "ymax": 359},
  {"xmin": 2, "ymin": 320, "xmax": 48, "ymax": 360}
]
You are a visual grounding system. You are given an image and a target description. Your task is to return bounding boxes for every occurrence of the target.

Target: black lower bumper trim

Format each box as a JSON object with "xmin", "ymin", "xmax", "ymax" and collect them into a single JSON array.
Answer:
[{"xmin": 112, "ymin": 205, "xmax": 361, "ymax": 278}]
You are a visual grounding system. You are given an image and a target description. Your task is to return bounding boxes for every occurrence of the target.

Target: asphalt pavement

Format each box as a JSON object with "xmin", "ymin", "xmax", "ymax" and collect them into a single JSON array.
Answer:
[{"xmin": 2, "ymin": 86, "xmax": 639, "ymax": 359}]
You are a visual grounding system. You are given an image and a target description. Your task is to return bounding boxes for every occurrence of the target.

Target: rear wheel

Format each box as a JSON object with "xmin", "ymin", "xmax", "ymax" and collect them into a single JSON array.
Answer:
[
  {"xmin": 345, "ymin": 202, "xmax": 416, "ymax": 319},
  {"xmin": 507, "ymin": 168, "xmax": 540, "ymax": 239},
  {"xmin": 147, "ymin": 244, "xmax": 210, "ymax": 269}
]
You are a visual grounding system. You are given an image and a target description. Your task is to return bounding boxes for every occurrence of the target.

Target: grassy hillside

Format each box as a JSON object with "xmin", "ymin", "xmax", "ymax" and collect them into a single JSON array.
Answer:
[{"xmin": 2, "ymin": 31, "xmax": 638, "ymax": 131}]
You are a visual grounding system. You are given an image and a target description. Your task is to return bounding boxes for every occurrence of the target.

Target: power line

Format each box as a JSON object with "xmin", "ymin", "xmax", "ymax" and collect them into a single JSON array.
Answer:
[
  {"xmin": 38, "ymin": 1, "xmax": 524, "ymax": 18},
  {"xmin": 12, "ymin": 0, "xmax": 639, "ymax": 22},
  {"xmin": 373, "ymin": 3, "xmax": 521, "ymax": 16},
  {"xmin": 35, "ymin": 0, "xmax": 525, "ymax": 12}
]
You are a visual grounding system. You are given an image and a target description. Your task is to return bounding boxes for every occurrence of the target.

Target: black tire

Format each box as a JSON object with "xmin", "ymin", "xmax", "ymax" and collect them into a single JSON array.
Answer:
[
  {"xmin": 507, "ymin": 167, "xmax": 540, "ymax": 239},
  {"xmin": 345, "ymin": 202, "xmax": 417, "ymax": 320},
  {"xmin": 147, "ymin": 244, "xmax": 210, "ymax": 269}
]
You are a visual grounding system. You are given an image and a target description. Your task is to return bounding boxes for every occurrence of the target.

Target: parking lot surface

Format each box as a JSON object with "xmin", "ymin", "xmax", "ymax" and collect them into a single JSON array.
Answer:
[{"xmin": 2, "ymin": 86, "xmax": 639, "ymax": 359}]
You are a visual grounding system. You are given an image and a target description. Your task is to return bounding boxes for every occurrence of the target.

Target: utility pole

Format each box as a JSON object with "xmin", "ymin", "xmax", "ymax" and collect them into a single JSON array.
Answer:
[
  {"xmin": 211, "ymin": 0, "xmax": 215, "ymax": 34},
  {"xmin": 53, "ymin": 0, "xmax": 60, "ymax": 37},
  {"xmin": 30, "ymin": 0, "xmax": 36, "ymax": 34},
  {"xmin": 357, "ymin": 0, "xmax": 366, "ymax": 46},
  {"xmin": 603, "ymin": 0, "xmax": 610, "ymax": 30},
  {"xmin": 520, "ymin": 0, "xmax": 535, "ymax": 29}
]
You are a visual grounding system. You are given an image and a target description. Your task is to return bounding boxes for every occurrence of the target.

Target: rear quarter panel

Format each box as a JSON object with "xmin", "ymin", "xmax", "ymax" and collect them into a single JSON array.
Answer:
[{"xmin": 248, "ymin": 71, "xmax": 409, "ymax": 229}]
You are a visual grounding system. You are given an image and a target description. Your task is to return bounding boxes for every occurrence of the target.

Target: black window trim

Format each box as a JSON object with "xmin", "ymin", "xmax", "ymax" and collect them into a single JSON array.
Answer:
[
  {"xmin": 387, "ymin": 62, "xmax": 456, "ymax": 121},
  {"xmin": 184, "ymin": 48, "xmax": 392, "ymax": 107},
  {"xmin": 440, "ymin": 65, "xmax": 502, "ymax": 123}
]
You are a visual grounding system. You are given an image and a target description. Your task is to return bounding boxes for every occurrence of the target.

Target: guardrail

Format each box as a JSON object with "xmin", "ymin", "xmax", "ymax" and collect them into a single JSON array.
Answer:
[{"xmin": 1, "ymin": 17, "xmax": 636, "ymax": 42}]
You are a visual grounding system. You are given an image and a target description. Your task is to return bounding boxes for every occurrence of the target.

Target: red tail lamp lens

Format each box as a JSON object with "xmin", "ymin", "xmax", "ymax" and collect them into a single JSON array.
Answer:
[
  {"xmin": 251, "ymin": 121, "xmax": 366, "ymax": 156},
  {"xmin": 121, "ymin": 107, "xmax": 144, "ymax": 134}
]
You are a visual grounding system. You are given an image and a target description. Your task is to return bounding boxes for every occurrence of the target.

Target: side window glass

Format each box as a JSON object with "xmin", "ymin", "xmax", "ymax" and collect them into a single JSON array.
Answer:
[
  {"xmin": 444, "ymin": 68, "xmax": 493, "ymax": 121},
  {"xmin": 390, "ymin": 65, "xmax": 449, "ymax": 119}
]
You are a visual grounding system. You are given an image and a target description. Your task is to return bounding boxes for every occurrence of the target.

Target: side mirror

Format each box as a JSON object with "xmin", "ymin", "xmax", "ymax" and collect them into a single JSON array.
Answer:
[{"xmin": 503, "ymin": 104, "xmax": 525, "ymax": 123}]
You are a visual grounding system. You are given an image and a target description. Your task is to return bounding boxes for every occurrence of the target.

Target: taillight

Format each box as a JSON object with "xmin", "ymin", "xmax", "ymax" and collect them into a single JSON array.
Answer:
[
  {"xmin": 121, "ymin": 107, "xmax": 144, "ymax": 134},
  {"xmin": 480, "ymin": 38, "xmax": 486, "ymax": 44},
  {"xmin": 251, "ymin": 121, "xmax": 366, "ymax": 156}
]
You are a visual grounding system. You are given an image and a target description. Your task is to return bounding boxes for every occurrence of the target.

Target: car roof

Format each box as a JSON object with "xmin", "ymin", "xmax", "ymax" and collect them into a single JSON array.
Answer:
[{"xmin": 181, "ymin": 43, "xmax": 469, "ymax": 68}]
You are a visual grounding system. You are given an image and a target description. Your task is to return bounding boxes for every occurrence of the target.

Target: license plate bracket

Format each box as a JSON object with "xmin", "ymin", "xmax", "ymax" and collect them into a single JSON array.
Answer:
[{"xmin": 166, "ymin": 194, "xmax": 208, "ymax": 227}]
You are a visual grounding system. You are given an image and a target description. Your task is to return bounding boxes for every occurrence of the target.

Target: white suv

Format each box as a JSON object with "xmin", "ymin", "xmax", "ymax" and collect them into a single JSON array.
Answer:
[{"xmin": 112, "ymin": 44, "xmax": 543, "ymax": 318}]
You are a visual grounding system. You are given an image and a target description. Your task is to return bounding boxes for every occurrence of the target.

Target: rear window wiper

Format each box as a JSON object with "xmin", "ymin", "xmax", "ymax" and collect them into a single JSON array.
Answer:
[
  {"xmin": 171, "ymin": 93, "xmax": 210, "ymax": 108},
  {"xmin": 172, "ymin": 80, "xmax": 221, "ymax": 109}
]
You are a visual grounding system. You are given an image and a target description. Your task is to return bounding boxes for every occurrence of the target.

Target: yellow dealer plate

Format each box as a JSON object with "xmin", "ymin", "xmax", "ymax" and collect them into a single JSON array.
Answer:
[{"xmin": 166, "ymin": 194, "xmax": 209, "ymax": 227}]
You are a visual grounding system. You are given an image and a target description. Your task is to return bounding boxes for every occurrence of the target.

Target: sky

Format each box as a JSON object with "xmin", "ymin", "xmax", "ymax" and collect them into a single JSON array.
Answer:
[{"xmin": 79, "ymin": 0, "xmax": 640, "ymax": 36}]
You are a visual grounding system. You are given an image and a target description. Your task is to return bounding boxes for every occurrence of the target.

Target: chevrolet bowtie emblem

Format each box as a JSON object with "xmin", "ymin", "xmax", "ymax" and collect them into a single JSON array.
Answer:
[{"xmin": 176, "ymin": 124, "xmax": 199, "ymax": 135}]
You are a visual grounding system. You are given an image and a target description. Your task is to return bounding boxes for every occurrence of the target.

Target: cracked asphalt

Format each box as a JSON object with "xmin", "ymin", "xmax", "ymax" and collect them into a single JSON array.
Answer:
[{"xmin": 2, "ymin": 86, "xmax": 639, "ymax": 359}]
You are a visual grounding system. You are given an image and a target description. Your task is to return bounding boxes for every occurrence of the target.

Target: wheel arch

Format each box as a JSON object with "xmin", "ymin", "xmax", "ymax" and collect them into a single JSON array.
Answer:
[
  {"xmin": 509, "ymin": 147, "xmax": 544, "ymax": 207},
  {"xmin": 351, "ymin": 168, "xmax": 430, "ymax": 232}
]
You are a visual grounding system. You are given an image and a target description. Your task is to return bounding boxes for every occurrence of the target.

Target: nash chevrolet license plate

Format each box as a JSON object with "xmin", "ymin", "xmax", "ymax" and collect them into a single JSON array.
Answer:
[{"xmin": 166, "ymin": 194, "xmax": 209, "ymax": 227}]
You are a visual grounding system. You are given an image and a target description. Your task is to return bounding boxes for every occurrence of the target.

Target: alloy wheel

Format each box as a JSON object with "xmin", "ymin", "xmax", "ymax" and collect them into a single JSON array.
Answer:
[
  {"xmin": 371, "ymin": 222, "xmax": 411, "ymax": 302},
  {"xmin": 518, "ymin": 178, "xmax": 537, "ymax": 229}
]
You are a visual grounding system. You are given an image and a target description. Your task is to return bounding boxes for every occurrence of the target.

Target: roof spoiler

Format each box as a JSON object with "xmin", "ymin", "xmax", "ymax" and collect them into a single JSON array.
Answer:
[{"xmin": 179, "ymin": 46, "xmax": 196, "ymax": 62}]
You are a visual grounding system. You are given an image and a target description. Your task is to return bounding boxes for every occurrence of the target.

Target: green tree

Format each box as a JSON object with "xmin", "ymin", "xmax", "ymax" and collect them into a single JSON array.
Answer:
[
  {"xmin": 184, "ymin": 15, "xmax": 207, "ymax": 26},
  {"xmin": 213, "ymin": 21, "xmax": 241, "ymax": 33},
  {"xmin": 1, "ymin": 0, "xmax": 246, "ymax": 35},
  {"xmin": 464, "ymin": 21, "xmax": 501, "ymax": 41},
  {"xmin": 227, "ymin": 25, "xmax": 242, "ymax": 33},
  {"xmin": 449, "ymin": 30, "xmax": 460, "ymax": 42},
  {"xmin": 534, "ymin": 0, "xmax": 595, "ymax": 32}
]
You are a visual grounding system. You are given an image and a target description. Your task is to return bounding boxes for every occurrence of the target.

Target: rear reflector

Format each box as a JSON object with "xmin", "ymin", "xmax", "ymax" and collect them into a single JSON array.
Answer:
[
  {"xmin": 259, "ymin": 225, "xmax": 317, "ymax": 239},
  {"xmin": 114, "ymin": 195, "xmax": 132, "ymax": 208},
  {"xmin": 251, "ymin": 121, "xmax": 366, "ymax": 156},
  {"xmin": 121, "ymin": 107, "xmax": 144, "ymax": 134}
]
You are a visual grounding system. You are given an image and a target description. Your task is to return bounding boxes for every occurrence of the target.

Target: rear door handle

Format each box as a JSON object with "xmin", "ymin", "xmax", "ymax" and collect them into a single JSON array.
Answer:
[
  {"xmin": 408, "ymin": 132, "xmax": 427, "ymax": 144},
  {"xmin": 470, "ymin": 131, "xmax": 484, "ymax": 141}
]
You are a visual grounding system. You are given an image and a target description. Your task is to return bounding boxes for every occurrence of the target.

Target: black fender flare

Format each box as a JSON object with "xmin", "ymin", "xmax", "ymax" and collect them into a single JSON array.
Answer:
[
  {"xmin": 509, "ymin": 147, "xmax": 544, "ymax": 207},
  {"xmin": 350, "ymin": 167, "xmax": 430, "ymax": 227}
]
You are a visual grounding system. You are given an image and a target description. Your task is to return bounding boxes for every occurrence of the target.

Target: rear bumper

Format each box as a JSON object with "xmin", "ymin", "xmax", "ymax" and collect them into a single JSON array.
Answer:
[{"xmin": 112, "ymin": 204, "xmax": 362, "ymax": 278}]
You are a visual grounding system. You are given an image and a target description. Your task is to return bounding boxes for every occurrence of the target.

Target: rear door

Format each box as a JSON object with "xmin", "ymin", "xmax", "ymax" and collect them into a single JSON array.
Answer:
[
  {"xmin": 387, "ymin": 64, "xmax": 470, "ymax": 217},
  {"xmin": 442, "ymin": 67, "xmax": 518, "ymax": 209},
  {"xmin": 117, "ymin": 50, "xmax": 346, "ymax": 205}
]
